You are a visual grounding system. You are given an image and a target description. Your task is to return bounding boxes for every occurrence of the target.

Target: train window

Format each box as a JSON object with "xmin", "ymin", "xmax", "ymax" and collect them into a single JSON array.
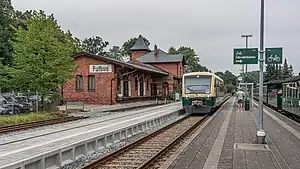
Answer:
[{"xmin": 184, "ymin": 75, "xmax": 211, "ymax": 93}]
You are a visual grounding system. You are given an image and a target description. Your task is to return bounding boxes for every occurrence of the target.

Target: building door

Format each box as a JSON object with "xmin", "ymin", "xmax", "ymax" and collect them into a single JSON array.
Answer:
[
  {"xmin": 151, "ymin": 84, "xmax": 157, "ymax": 96},
  {"xmin": 123, "ymin": 80, "xmax": 129, "ymax": 97}
]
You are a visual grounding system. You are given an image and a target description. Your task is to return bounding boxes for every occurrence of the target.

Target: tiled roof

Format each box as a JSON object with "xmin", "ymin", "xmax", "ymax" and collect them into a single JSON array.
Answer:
[
  {"xmin": 74, "ymin": 52, "xmax": 168, "ymax": 75},
  {"xmin": 137, "ymin": 48, "xmax": 184, "ymax": 63},
  {"xmin": 127, "ymin": 60, "xmax": 169, "ymax": 74},
  {"xmin": 129, "ymin": 35, "xmax": 151, "ymax": 52}
]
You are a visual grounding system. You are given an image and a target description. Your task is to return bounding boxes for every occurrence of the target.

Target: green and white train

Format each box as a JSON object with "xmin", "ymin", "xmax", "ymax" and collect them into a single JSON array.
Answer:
[{"xmin": 182, "ymin": 72, "xmax": 227, "ymax": 114}]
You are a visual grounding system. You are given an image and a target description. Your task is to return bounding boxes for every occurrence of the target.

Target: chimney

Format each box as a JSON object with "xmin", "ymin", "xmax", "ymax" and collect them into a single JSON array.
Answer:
[{"xmin": 154, "ymin": 44, "xmax": 158, "ymax": 56}]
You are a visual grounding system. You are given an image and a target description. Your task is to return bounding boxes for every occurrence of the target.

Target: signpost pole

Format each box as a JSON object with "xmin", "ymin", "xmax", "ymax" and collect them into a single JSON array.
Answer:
[
  {"xmin": 245, "ymin": 39, "xmax": 247, "ymax": 97},
  {"xmin": 241, "ymin": 35, "xmax": 252, "ymax": 110},
  {"xmin": 257, "ymin": 0, "xmax": 266, "ymax": 144}
]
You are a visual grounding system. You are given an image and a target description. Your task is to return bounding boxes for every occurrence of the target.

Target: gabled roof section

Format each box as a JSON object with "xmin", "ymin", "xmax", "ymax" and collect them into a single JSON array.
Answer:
[
  {"xmin": 129, "ymin": 35, "xmax": 151, "ymax": 52},
  {"xmin": 127, "ymin": 60, "xmax": 169, "ymax": 75},
  {"xmin": 137, "ymin": 48, "xmax": 184, "ymax": 63},
  {"xmin": 74, "ymin": 52, "xmax": 168, "ymax": 75}
]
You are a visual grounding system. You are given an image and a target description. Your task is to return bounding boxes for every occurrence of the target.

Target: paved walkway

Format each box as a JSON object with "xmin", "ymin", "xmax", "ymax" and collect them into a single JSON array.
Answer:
[{"xmin": 163, "ymin": 97, "xmax": 300, "ymax": 169}]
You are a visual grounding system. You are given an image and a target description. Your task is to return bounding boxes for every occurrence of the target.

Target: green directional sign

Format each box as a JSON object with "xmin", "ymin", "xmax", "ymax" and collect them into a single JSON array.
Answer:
[
  {"xmin": 265, "ymin": 47, "xmax": 283, "ymax": 64},
  {"xmin": 233, "ymin": 48, "xmax": 258, "ymax": 64}
]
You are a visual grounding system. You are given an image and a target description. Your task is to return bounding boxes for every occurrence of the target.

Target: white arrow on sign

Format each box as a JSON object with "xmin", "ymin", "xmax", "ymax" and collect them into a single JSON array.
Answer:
[{"xmin": 236, "ymin": 60, "xmax": 243, "ymax": 63}]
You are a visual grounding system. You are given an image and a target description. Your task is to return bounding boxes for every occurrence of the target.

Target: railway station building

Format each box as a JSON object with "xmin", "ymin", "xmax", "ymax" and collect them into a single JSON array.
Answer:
[{"xmin": 63, "ymin": 35, "xmax": 185, "ymax": 104}]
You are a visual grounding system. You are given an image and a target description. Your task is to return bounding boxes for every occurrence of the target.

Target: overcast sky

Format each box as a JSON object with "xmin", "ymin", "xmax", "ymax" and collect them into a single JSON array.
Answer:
[{"xmin": 11, "ymin": 0, "xmax": 300, "ymax": 75}]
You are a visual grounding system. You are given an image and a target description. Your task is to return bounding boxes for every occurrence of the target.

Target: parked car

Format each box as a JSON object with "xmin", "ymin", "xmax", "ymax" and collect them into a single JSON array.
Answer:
[
  {"xmin": 0, "ymin": 104, "xmax": 21, "ymax": 115},
  {"xmin": 0, "ymin": 96, "xmax": 7, "ymax": 104},
  {"xmin": 0, "ymin": 96, "xmax": 31, "ymax": 113},
  {"xmin": 0, "ymin": 107, "xmax": 7, "ymax": 115}
]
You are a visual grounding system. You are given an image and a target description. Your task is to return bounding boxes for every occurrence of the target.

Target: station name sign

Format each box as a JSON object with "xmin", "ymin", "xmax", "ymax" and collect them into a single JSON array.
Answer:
[{"xmin": 89, "ymin": 64, "xmax": 112, "ymax": 73}]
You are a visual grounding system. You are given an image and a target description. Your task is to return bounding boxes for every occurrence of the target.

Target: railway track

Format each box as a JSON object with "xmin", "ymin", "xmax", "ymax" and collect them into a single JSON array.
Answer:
[
  {"xmin": 82, "ymin": 97, "xmax": 230, "ymax": 169},
  {"xmin": 0, "ymin": 116, "xmax": 86, "ymax": 134},
  {"xmin": 82, "ymin": 115, "xmax": 206, "ymax": 169}
]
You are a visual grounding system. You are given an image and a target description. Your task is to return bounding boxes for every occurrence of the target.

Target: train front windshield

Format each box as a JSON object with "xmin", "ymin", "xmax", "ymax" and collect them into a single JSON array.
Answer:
[{"xmin": 184, "ymin": 75, "xmax": 211, "ymax": 94}]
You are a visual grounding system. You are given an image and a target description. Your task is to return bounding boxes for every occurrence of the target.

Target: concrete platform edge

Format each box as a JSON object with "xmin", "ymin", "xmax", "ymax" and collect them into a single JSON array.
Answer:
[{"xmin": 101, "ymin": 102, "xmax": 168, "ymax": 113}]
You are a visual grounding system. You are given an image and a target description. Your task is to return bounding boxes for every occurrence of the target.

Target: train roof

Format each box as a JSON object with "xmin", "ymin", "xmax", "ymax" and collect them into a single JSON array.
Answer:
[
  {"xmin": 282, "ymin": 75, "xmax": 300, "ymax": 83},
  {"xmin": 264, "ymin": 75, "xmax": 300, "ymax": 84},
  {"xmin": 264, "ymin": 79, "xmax": 283, "ymax": 85},
  {"xmin": 183, "ymin": 72, "xmax": 224, "ymax": 82}
]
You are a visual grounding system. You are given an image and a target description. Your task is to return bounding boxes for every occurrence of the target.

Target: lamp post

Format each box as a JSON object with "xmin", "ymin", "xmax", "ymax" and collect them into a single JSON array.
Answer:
[
  {"xmin": 241, "ymin": 35, "xmax": 252, "ymax": 103},
  {"xmin": 257, "ymin": 0, "xmax": 266, "ymax": 144}
]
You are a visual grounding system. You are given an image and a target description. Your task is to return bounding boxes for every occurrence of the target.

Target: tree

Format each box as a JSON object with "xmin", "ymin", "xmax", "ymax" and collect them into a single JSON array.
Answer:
[
  {"xmin": 270, "ymin": 64, "xmax": 278, "ymax": 80},
  {"xmin": 122, "ymin": 37, "xmax": 150, "ymax": 57},
  {"xmin": 0, "ymin": 62, "xmax": 10, "ymax": 90},
  {"xmin": 278, "ymin": 64, "xmax": 282, "ymax": 80},
  {"xmin": 264, "ymin": 64, "xmax": 276, "ymax": 82},
  {"xmin": 168, "ymin": 46, "xmax": 177, "ymax": 54},
  {"xmin": 9, "ymin": 10, "xmax": 78, "ymax": 96},
  {"xmin": 107, "ymin": 46, "xmax": 124, "ymax": 61},
  {"xmin": 79, "ymin": 36, "xmax": 109, "ymax": 56},
  {"xmin": 168, "ymin": 46, "xmax": 205, "ymax": 73},
  {"xmin": 0, "ymin": 0, "xmax": 14, "ymax": 65},
  {"xmin": 215, "ymin": 71, "xmax": 235, "ymax": 84},
  {"xmin": 282, "ymin": 58, "xmax": 290, "ymax": 79},
  {"xmin": 215, "ymin": 70, "xmax": 237, "ymax": 93},
  {"xmin": 247, "ymin": 70, "xmax": 259, "ymax": 84},
  {"xmin": 289, "ymin": 65, "xmax": 294, "ymax": 77},
  {"xmin": 11, "ymin": 10, "xmax": 35, "ymax": 31}
]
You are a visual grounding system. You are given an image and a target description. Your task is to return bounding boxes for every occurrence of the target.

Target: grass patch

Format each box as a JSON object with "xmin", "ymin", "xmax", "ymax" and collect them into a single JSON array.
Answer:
[{"xmin": 0, "ymin": 112, "xmax": 68, "ymax": 126}]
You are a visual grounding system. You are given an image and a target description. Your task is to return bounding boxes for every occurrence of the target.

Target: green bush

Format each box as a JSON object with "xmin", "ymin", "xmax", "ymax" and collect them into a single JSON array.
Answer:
[{"xmin": 0, "ymin": 112, "xmax": 66, "ymax": 126}]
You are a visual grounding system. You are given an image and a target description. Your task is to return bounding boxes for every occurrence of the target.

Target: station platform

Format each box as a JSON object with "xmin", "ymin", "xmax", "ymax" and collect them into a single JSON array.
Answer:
[
  {"xmin": 58, "ymin": 100, "xmax": 168, "ymax": 114},
  {"xmin": 162, "ymin": 97, "xmax": 300, "ymax": 169}
]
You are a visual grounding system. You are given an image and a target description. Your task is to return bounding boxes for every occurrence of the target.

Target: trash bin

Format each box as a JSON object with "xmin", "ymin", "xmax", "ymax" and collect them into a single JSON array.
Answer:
[{"xmin": 245, "ymin": 99, "xmax": 250, "ymax": 111}]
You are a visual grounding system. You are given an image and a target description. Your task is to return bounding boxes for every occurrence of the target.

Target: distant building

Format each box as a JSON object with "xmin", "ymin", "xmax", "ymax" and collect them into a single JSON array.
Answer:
[{"xmin": 63, "ymin": 35, "xmax": 185, "ymax": 104}]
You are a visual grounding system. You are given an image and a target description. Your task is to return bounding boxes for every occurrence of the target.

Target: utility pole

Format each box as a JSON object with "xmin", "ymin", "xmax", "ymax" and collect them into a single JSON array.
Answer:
[
  {"xmin": 257, "ymin": 0, "xmax": 266, "ymax": 144},
  {"xmin": 241, "ymin": 35, "xmax": 252, "ymax": 102}
]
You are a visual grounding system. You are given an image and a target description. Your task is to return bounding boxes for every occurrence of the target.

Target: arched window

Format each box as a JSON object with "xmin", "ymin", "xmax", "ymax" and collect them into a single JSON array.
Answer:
[
  {"xmin": 122, "ymin": 76, "xmax": 129, "ymax": 97},
  {"xmin": 147, "ymin": 78, "xmax": 149, "ymax": 91},
  {"xmin": 139, "ymin": 77, "xmax": 144, "ymax": 96},
  {"xmin": 135, "ymin": 77, "xmax": 138, "ymax": 90}
]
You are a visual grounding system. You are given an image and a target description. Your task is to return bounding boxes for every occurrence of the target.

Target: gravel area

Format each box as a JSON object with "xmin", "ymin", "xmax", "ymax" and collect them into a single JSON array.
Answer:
[{"xmin": 61, "ymin": 115, "xmax": 185, "ymax": 169}]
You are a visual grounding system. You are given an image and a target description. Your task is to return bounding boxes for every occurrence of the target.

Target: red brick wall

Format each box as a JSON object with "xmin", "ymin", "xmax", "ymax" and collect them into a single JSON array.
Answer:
[
  {"xmin": 151, "ymin": 62, "xmax": 184, "ymax": 95},
  {"xmin": 63, "ymin": 56, "xmax": 117, "ymax": 105},
  {"xmin": 131, "ymin": 51, "xmax": 148, "ymax": 63},
  {"xmin": 178, "ymin": 62, "xmax": 184, "ymax": 77},
  {"xmin": 152, "ymin": 63, "xmax": 184, "ymax": 77}
]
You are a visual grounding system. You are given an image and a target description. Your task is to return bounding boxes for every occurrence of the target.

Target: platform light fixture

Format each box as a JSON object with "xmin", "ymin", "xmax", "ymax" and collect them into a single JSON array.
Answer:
[{"xmin": 241, "ymin": 34, "xmax": 253, "ymax": 102}]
